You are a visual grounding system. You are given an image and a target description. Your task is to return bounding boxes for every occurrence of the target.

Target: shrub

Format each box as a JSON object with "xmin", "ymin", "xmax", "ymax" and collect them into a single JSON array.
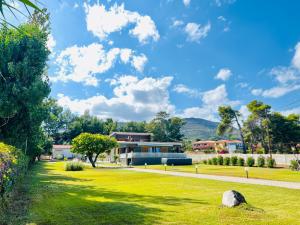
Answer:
[
  {"xmin": 212, "ymin": 157, "xmax": 218, "ymax": 165},
  {"xmin": 230, "ymin": 156, "xmax": 238, "ymax": 166},
  {"xmin": 246, "ymin": 157, "xmax": 255, "ymax": 167},
  {"xmin": 208, "ymin": 159, "xmax": 213, "ymax": 165},
  {"xmin": 224, "ymin": 157, "xmax": 230, "ymax": 166},
  {"xmin": 238, "ymin": 157, "xmax": 245, "ymax": 166},
  {"xmin": 257, "ymin": 156, "xmax": 265, "ymax": 167},
  {"xmin": 202, "ymin": 159, "xmax": 208, "ymax": 165},
  {"xmin": 65, "ymin": 162, "xmax": 84, "ymax": 171},
  {"xmin": 266, "ymin": 157, "xmax": 276, "ymax": 168},
  {"xmin": 217, "ymin": 156, "xmax": 224, "ymax": 165},
  {"xmin": 290, "ymin": 160, "xmax": 299, "ymax": 171},
  {"xmin": 0, "ymin": 143, "xmax": 28, "ymax": 199}
]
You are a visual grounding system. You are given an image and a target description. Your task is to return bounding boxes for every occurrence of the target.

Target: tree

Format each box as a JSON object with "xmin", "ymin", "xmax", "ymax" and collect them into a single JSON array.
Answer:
[
  {"xmin": 247, "ymin": 100, "xmax": 272, "ymax": 155},
  {"xmin": 71, "ymin": 133, "xmax": 118, "ymax": 168},
  {"xmin": 146, "ymin": 112, "xmax": 185, "ymax": 142},
  {"xmin": 217, "ymin": 106, "xmax": 246, "ymax": 153},
  {"xmin": 0, "ymin": 11, "xmax": 50, "ymax": 161},
  {"xmin": 119, "ymin": 121, "xmax": 147, "ymax": 133}
]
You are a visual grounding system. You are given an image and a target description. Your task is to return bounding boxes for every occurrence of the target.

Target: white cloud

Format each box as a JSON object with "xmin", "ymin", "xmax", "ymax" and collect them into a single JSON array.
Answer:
[
  {"xmin": 47, "ymin": 34, "xmax": 56, "ymax": 52},
  {"xmin": 292, "ymin": 42, "xmax": 300, "ymax": 70},
  {"xmin": 184, "ymin": 22, "xmax": 211, "ymax": 43},
  {"xmin": 215, "ymin": 68, "xmax": 232, "ymax": 81},
  {"xmin": 172, "ymin": 19, "xmax": 184, "ymax": 28},
  {"xmin": 239, "ymin": 105, "xmax": 250, "ymax": 121},
  {"xmin": 251, "ymin": 42, "xmax": 300, "ymax": 98},
  {"xmin": 73, "ymin": 3, "xmax": 79, "ymax": 9},
  {"xmin": 51, "ymin": 43, "xmax": 148, "ymax": 86},
  {"xmin": 57, "ymin": 76, "xmax": 175, "ymax": 121},
  {"xmin": 180, "ymin": 84, "xmax": 240, "ymax": 121},
  {"xmin": 84, "ymin": 3, "xmax": 159, "ymax": 44},
  {"xmin": 173, "ymin": 84, "xmax": 201, "ymax": 97},
  {"xmin": 281, "ymin": 107, "xmax": 300, "ymax": 116},
  {"xmin": 131, "ymin": 54, "xmax": 148, "ymax": 72},
  {"xmin": 183, "ymin": 0, "xmax": 191, "ymax": 7}
]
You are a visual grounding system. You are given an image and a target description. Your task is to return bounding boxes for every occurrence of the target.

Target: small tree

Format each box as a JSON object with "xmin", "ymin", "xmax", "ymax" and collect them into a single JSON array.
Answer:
[{"xmin": 71, "ymin": 133, "xmax": 118, "ymax": 168}]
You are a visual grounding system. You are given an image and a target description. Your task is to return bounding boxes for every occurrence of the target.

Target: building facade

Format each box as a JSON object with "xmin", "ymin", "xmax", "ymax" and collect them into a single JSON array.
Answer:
[
  {"xmin": 192, "ymin": 140, "xmax": 243, "ymax": 154},
  {"xmin": 110, "ymin": 132, "xmax": 190, "ymax": 165}
]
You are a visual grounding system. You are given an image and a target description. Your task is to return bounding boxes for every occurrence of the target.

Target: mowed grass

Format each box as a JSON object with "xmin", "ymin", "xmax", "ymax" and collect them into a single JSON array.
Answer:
[
  {"xmin": 20, "ymin": 162, "xmax": 300, "ymax": 225},
  {"xmin": 135, "ymin": 164, "xmax": 300, "ymax": 182}
]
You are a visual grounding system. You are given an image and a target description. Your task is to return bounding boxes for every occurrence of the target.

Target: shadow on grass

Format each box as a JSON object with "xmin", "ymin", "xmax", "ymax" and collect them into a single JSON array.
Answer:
[{"xmin": 24, "ymin": 162, "xmax": 207, "ymax": 225}]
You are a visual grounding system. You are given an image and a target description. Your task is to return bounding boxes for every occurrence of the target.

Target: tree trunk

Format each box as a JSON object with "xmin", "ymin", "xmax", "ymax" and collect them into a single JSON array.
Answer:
[
  {"xmin": 234, "ymin": 113, "xmax": 246, "ymax": 154},
  {"xmin": 88, "ymin": 155, "xmax": 96, "ymax": 168}
]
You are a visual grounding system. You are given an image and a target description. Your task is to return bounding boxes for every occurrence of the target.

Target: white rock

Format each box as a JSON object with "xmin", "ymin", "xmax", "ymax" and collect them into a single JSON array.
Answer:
[{"xmin": 222, "ymin": 190, "xmax": 246, "ymax": 207}]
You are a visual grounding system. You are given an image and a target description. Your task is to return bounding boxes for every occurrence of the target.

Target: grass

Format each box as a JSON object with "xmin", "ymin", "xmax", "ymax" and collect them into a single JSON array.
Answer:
[
  {"xmin": 136, "ymin": 164, "xmax": 300, "ymax": 182},
  {"xmin": 6, "ymin": 161, "xmax": 300, "ymax": 225}
]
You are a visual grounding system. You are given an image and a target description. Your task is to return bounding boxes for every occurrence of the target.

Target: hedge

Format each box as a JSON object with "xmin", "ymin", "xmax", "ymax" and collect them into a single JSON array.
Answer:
[{"xmin": 0, "ymin": 142, "xmax": 28, "ymax": 199}]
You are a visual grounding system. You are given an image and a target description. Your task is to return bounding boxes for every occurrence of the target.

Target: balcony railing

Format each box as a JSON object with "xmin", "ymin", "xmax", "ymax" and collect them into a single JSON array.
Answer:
[{"xmin": 120, "ymin": 152, "xmax": 186, "ymax": 159}]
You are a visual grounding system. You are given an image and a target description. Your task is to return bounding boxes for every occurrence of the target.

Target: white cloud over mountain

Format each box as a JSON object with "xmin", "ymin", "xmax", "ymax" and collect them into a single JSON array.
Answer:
[
  {"xmin": 51, "ymin": 43, "xmax": 148, "ymax": 86},
  {"xmin": 180, "ymin": 84, "xmax": 240, "ymax": 121},
  {"xmin": 84, "ymin": 3, "xmax": 159, "ymax": 44},
  {"xmin": 251, "ymin": 41, "xmax": 300, "ymax": 98},
  {"xmin": 57, "ymin": 76, "xmax": 175, "ymax": 121}
]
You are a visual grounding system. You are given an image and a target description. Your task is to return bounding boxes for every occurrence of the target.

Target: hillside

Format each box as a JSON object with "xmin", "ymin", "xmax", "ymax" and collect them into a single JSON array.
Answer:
[{"xmin": 182, "ymin": 118, "xmax": 238, "ymax": 140}]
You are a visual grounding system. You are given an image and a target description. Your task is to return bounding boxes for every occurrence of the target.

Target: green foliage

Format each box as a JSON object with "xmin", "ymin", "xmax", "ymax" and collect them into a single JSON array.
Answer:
[
  {"xmin": 237, "ymin": 157, "xmax": 245, "ymax": 166},
  {"xmin": 246, "ymin": 157, "xmax": 255, "ymax": 167},
  {"xmin": 266, "ymin": 157, "xmax": 276, "ymax": 168},
  {"xmin": 217, "ymin": 156, "xmax": 224, "ymax": 165},
  {"xmin": 202, "ymin": 159, "xmax": 208, "ymax": 165},
  {"xmin": 257, "ymin": 156, "xmax": 265, "ymax": 167},
  {"xmin": 119, "ymin": 121, "xmax": 147, "ymax": 133},
  {"xmin": 0, "ymin": 142, "xmax": 28, "ymax": 198},
  {"xmin": 182, "ymin": 139, "xmax": 192, "ymax": 152},
  {"xmin": 208, "ymin": 159, "xmax": 213, "ymax": 165},
  {"xmin": 71, "ymin": 133, "xmax": 118, "ymax": 168},
  {"xmin": 211, "ymin": 157, "xmax": 218, "ymax": 165},
  {"xmin": 0, "ymin": 12, "xmax": 50, "ymax": 160},
  {"xmin": 290, "ymin": 160, "xmax": 299, "ymax": 171},
  {"xmin": 224, "ymin": 157, "xmax": 230, "ymax": 166},
  {"xmin": 55, "ymin": 154, "xmax": 64, "ymax": 160},
  {"xmin": 230, "ymin": 156, "xmax": 238, "ymax": 166},
  {"xmin": 65, "ymin": 162, "xmax": 84, "ymax": 171},
  {"xmin": 146, "ymin": 112, "xmax": 185, "ymax": 142}
]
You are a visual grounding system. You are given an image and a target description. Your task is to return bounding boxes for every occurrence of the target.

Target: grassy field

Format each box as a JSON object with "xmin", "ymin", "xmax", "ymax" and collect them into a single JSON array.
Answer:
[
  {"xmin": 135, "ymin": 164, "xmax": 300, "ymax": 182},
  {"xmin": 7, "ymin": 161, "xmax": 300, "ymax": 225}
]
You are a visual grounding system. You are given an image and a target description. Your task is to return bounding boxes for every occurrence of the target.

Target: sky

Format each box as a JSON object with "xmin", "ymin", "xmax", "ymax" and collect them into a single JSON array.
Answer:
[{"xmin": 32, "ymin": 0, "xmax": 300, "ymax": 121}]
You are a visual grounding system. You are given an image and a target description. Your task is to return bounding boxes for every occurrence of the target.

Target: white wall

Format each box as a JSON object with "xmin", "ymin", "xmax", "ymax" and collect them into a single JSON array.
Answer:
[{"xmin": 187, "ymin": 153, "xmax": 300, "ymax": 166}]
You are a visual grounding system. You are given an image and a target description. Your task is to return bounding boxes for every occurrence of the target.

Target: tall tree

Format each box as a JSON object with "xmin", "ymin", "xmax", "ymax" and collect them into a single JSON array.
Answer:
[
  {"xmin": 0, "ymin": 11, "xmax": 50, "ymax": 160},
  {"xmin": 217, "ymin": 106, "xmax": 246, "ymax": 153}
]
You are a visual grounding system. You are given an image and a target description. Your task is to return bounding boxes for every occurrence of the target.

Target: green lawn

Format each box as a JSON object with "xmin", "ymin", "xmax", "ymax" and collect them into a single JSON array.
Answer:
[
  {"xmin": 11, "ymin": 162, "xmax": 300, "ymax": 225},
  {"xmin": 135, "ymin": 164, "xmax": 300, "ymax": 182}
]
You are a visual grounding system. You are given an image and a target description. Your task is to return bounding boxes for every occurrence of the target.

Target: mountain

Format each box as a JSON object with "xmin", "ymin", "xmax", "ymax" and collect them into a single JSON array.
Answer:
[{"xmin": 181, "ymin": 118, "xmax": 238, "ymax": 140}]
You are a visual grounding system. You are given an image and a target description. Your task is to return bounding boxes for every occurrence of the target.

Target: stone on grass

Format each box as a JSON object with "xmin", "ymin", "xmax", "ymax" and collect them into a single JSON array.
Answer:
[{"xmin": 222, "ymin": 190, "xmax": 246, "ymax": 207}]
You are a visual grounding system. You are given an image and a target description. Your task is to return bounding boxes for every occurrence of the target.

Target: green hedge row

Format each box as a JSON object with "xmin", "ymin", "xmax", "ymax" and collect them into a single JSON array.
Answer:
[
  {"xmin": 202, "ymin": 155, "xmax": 276, "ymax": 168},
  {"xmin": 0, "ymin": 142, "xmax": 28, "ymax": 199}
]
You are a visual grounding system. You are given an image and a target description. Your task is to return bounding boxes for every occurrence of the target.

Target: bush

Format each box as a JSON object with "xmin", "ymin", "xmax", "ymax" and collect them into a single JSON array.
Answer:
[
  {"xmin": 208, "ymin": 159, "xmax": 213, "ymax": 165},
  {"xmin": 230, "ymin": 156, "xmax": 238, "ymax": 166},
  {"xmin": 217, "ymin": 156, "xmax": 224, "ymax": 165},
  {"xmin": 257, "ymin": 156, "xmax": 265, "ymax": 167},
  {"xmin": 266, "ymin": 157, "xmax": 276, "ymax": 168},
  {"xmin": 202, "ymin": 159, "xmax": 208, "ymax": 165},
  {"xmin": 212, "ymin": 157, "xmax": 218, "ymax": 165},
  {"xmin": 224, "ymin": 157, "xmax": 230, "ymax": 166},
  {"xmin": 246, "ymin": 157, "xmax": 255, "ymax": 167},
  {"xmin": 0, "ymin": 143, "xmax": 28, "ymax": 199},
  {"xmin": 238, "ymin": 157, "xmax": 245, "ymax": 166},
  {"xmin": 65, "ymin": 162, "xmax": 84, "ymax": 171},
  {"xmin": 290, "ymin": 160, "xmax": 300, "ymax": 171}
]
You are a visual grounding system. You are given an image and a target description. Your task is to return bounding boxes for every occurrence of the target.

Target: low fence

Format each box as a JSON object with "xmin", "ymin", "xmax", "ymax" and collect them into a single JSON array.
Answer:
[{"xmin": 187, "ymin": 153, "xmax": 300, "ymax": 166}]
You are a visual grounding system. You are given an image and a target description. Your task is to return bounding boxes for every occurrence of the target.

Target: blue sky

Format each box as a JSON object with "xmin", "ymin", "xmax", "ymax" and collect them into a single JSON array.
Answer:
[{"xmin": 41, "ymin": 0, "xmax": 300, "ymax": 121}]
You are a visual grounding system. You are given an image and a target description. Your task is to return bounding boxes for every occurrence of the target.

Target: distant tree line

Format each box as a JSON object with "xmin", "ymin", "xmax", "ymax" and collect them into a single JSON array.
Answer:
[
  {"xmin": 44, "ymin": 101, "xmax": 186, "ymax": 147},
  {"xmin": 217, "ymin": 100, "xmax": 300, "ymax": 155}
]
